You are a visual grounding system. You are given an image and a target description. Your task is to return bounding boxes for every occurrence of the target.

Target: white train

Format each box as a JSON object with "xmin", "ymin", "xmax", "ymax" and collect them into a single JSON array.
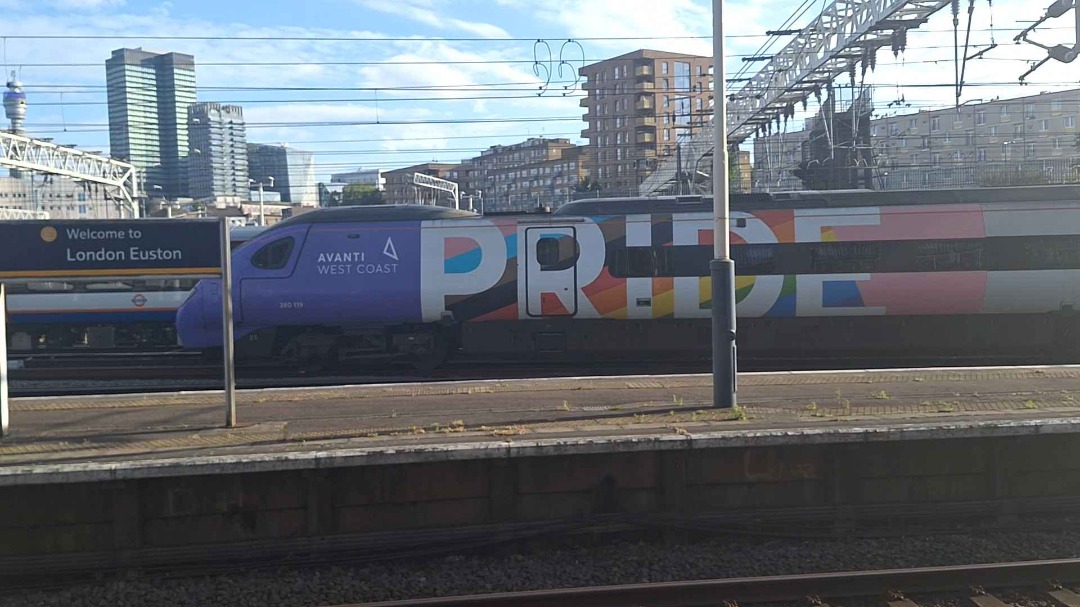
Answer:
[{"xmin": 6, "ymin": 225, "xmax": 265, "ymax": 352}]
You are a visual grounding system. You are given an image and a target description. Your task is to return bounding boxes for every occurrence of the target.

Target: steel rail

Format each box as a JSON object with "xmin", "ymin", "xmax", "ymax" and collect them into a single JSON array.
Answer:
[{"xmin": 344, "ymin": 558, "xmax": 1080, "ymax": 607}]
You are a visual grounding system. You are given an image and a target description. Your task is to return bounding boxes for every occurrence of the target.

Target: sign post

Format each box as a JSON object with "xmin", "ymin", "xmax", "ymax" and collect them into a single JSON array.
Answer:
[
  {"xmin": 0, "ymin": 219, "xmax": 228, "ymax": 438},
  {"xmin": 219, "ymin": 217, "xmax": 237, "ymax": 427},
  {"xmin": 0, "ymin": 283, "xmax": 7, "ymax": 438}
]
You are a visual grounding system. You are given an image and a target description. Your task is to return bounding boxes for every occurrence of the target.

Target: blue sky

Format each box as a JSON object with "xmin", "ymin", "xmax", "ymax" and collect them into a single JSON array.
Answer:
[{"xmin": 0, "ymin": 0, "xmax": 1076, "ymax": 184}]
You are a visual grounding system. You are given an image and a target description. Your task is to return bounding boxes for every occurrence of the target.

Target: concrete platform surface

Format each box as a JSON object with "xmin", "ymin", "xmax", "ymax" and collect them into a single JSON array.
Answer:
[{"xmin": 3, "ymin": 365, "xmax": 1080, "ymax": 480}]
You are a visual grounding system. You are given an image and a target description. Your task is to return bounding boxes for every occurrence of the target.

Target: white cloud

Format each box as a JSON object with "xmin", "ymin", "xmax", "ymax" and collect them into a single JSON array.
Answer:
[
  {"xmin": 46, "ymin": 0, "xmax": 125, "ymax": 10},
  {"xmin": 357, "ymin": 0, "xmax": 510, "ymax": 38}
]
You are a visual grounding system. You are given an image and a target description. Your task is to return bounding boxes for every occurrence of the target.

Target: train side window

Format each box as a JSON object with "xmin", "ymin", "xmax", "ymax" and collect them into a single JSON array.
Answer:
[
  {"xmin": 807, "ymin": 242, "xmax": 880, "ymax": 273},
  {"xmin": 536, "ymin": 235, "xmax": 578, "ymax": 271},
  {"xmin": 26, "ymin": 281, "xmax": 74, "ymax": 292},
  {"xmin": 733, "ymin": 244, "xmax": 776, "ymax": 275},
  {"xmin": 610, "ymin": 248, "xmax": 658, "ymax": 277},
  {"xmin": 251, "ymin": 237, "xmax": 295, "ymax": 270}
]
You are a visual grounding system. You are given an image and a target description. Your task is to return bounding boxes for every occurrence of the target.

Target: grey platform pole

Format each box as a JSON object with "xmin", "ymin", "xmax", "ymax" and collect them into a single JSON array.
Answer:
[
  {"xmin": 0, "ymin": 283, "xmax": 8, "ymax": 437},
  {"xmin": 220, "ymin": 218, "xmax": 237, "ymax": 428},
  {"xmin": 712, "ymin": 0, "xmax": 738, "ymax": 408}
]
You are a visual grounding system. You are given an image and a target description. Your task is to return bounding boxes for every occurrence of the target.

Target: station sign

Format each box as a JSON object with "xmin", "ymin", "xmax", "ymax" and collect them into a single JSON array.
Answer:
[{"xmin": 0, "ymin": 219, "xmax": 223, "ymax": 279}]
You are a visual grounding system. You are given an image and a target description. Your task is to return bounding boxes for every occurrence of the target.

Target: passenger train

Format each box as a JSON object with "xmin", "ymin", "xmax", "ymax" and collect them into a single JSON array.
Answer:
[
  {"xmin": 6, "ymin": 225, "xmax": 265, "ymax": 352},
  {"xmin": 175, "ymin": 185, "xmax": 1080, "ymax": 370}
]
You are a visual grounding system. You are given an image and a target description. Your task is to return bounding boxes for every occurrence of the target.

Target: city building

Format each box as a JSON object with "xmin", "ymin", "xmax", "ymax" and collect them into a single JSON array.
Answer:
[
  {"xmin": 249, "ymin": 143, "xmax": 318, "ymax": 206},
  {"xmin": 754, "ymin": 88, "xmax": 1080, "ymax": 191},
  {"xmin": 106, "ymin": 48, "xmax": 196, "ymax": 198},
  {"xmin": 382, "ymin": 163, "xmax": 460, "ymax": 206},
  {"xmin": 329, "ymin": 166, "xmax": 386, "ymax": 190},
  {"xmin": 187, "ymin": 103, "xmax": 248, "ymax": 200},
  {"xmin": 0, "ymin": 175, "xmax": 119, "ymax": 219},
  {"xmin": 461, "ymin": 138, "xmax": 588, "ymax": 210},
  {"xmin": 579, "ymin": 49, "xmax": 714, "ymax": 194}
]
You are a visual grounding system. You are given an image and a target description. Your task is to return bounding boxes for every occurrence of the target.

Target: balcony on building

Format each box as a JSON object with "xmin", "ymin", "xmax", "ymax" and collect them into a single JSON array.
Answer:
[
  {"xmin": 635, "ymin": 96, "xmax": 654, "ymax": 112},
  {"xmin": 636, "ymin": 132, "xmax": 657, "ymax": 145},
  {"xmin": 633, "ymin": 116, "xmax": 657, "ymax": 130},
  {"xmin": 634, "ymin": 64, "xmax": 653, "ymax": 78},
  {"xmin": 580, "ymin": 129, "xmax": 591, "ymax": 139},
  {"xmin": 635, "ymin": 81, "xmax": 655, "ymax": 92},
  {"xmin": 579, "ymin": 97, "xmax": 589, "ymax": 107}
]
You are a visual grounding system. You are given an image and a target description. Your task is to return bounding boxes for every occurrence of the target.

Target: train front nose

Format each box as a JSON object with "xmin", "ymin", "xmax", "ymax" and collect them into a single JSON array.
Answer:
[{"xmin": 176, "ymin": 279, "xmax": 223, "ymax": 349}]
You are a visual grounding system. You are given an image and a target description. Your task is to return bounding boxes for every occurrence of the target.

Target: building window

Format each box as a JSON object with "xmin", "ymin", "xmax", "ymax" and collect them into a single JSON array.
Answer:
[
  {"xmin": 931, "ymin": 152, "xmax": 941, "ymax": 166},
  {"xmin": 1067, "ymin": 116, "xmax": 1077, "ymax": 128},
  {"xmin": 664, "ymin": 129, "xmax": 671, "ymax": 141},
  {"xmin": 1015, "ymin": 123, "xmax": 1024, "ymax": 134},
  {"xmin": 662, "ymin": 78, "xmax": 669, "ymax": 90},
  {"xmin": 1040, "ymin": 119, "xmax": 1050, "ymax": 131},
  {"xmin": 931, "ymin": 117, "xmax": 941, "ymax": 131},
  {"xmin": 943, "ymin": 132, "xmax": 952, "ymax": 144},
  {"xmin": 661, "ymin": 62, "xmax": 668, "ymax": 75},
  {"xmin": 976, "ymin": 110, "xmax": 986, "ymax": 125},
  {"xmin": 663, "ymin": 96, "xmax": 670, "ymax": 108},
  {"xmin": 696, "ymin": 98, "xmax": 703, "ymax": 110},
  {"xmin": 1053, "ymin": 100, "xmax": 1063, "ymax": 111},
  {"xmin": 990, "ymin": 126, "xmax": 999, "ymax": 136},
  {"xmin": 889, "ymin": 123, "xmax": 899, "ymax": 136},
  {"xmin": 910, "ymin": 153, "xmax": 919, "ymax": 164},
  {"xmin": 1054, "ymin": 137, "xmax": 1063, "ymax": 150},
  {"xmin": 1025, "ymin": 103, "xmax": 1035, "ymax": 118},
  {"xmin": 872, "ymin": 126, "xmax": 878, "ymax": 136},
  {"xmin": 909, "ymin": 118, "xmax": 918, "ymax": 129},
  {"xmin": 976, "ymin": 148, "xmax": 987, "ymax": 162},
  {"xmin": 1001, "ymin": 105, "xmax": 1009, "ymax": 118},
  {"xmin": 1028, "ymin": 143, "xmax": 1037, "ymax": 156}
]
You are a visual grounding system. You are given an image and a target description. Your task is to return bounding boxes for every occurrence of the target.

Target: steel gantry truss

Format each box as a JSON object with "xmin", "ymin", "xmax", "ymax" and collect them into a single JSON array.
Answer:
[
  {"xmin": 639, "ymin": 0, "xmax": 953, "ymax": 195},
  {"xmin": 412, "ymin": 172, "xmax": 460, "ymax": 209},
  {"xmin": 0, "ymin": 131, "xmax": 140, "ymax": 218}
]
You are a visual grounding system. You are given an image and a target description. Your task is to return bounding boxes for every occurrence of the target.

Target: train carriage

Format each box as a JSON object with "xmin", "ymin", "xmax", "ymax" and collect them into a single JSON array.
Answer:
[
  {"xmin": 7, "ymin": 224, "xmax": 266, "ymax": 352},
  {"xmin": 174, "ymin": 185, "xmax": 1080, "ymax": 369}
]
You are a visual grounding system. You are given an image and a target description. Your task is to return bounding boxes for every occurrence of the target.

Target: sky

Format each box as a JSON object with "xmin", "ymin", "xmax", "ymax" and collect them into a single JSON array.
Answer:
[{"xmin": 0, "ymin": 0, "xmax": 1078, "ymax": 185}]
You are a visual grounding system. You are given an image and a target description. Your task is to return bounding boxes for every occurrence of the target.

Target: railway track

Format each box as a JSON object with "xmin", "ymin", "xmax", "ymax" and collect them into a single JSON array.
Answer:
[{"xmin": 346, "ymin": 558, "xmax": 1080, "ymax": 607}]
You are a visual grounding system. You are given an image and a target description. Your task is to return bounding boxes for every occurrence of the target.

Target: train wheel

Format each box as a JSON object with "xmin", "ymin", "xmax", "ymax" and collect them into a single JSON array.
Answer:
[
  {"xmin": 280, "ymin": 335, "xmax": 336, "ymax": 375},
  {"xmin": 411, "ymin": 333, "xmax": 449, "ymax": 375}
]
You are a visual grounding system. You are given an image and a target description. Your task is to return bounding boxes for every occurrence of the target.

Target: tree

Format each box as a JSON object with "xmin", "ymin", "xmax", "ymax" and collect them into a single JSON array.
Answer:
[
  {"xmin": 340, "ymin": 183, "xmax": 385, "ymax": 206},
  {"xmin": 574, "ymin": 176, "xmax": 602, "ymax": 193},
  {"xmin": 729, "ymin": 152, "xmax": 745, "ymax": 193}
]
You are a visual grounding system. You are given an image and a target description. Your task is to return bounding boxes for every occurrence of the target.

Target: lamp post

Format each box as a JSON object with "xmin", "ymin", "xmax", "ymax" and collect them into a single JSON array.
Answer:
[
  {"xmin": 249, "ymin": 176, "xmax": 275, "ymax": 226},
  {"xmin": 712, "ymin": 0, "xmax": 737, "ymax": 408}
]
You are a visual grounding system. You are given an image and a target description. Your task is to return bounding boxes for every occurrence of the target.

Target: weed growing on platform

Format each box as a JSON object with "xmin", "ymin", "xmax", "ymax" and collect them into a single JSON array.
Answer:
[
  {"xmin": 727, "ymin": 404, "xmax": 748, "ymax": 421},
  {"xmin": 872, "ymin": 391, "xmax": 890, "ymax": 400},
  {"xmin": 561, "ymin": 400, "xmax": 571, "ymax": 411},
  {"xmin": 835, "ymin": 389, "xmax": 851, "ymax": 412},
  {"xmin": 1024, "ymin": 400, "xmax": 1039, "ymax": 409}
]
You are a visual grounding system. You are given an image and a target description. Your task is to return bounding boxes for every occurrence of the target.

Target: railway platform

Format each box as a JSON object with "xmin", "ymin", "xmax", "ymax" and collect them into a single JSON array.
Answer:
[
  {"xmin": 2, "ymin": 365, "xmax": 1080, "ymax": 469},
  {"xmin": 5, "ymin": 365, "xmax": 1080, "ymax": 583}
]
